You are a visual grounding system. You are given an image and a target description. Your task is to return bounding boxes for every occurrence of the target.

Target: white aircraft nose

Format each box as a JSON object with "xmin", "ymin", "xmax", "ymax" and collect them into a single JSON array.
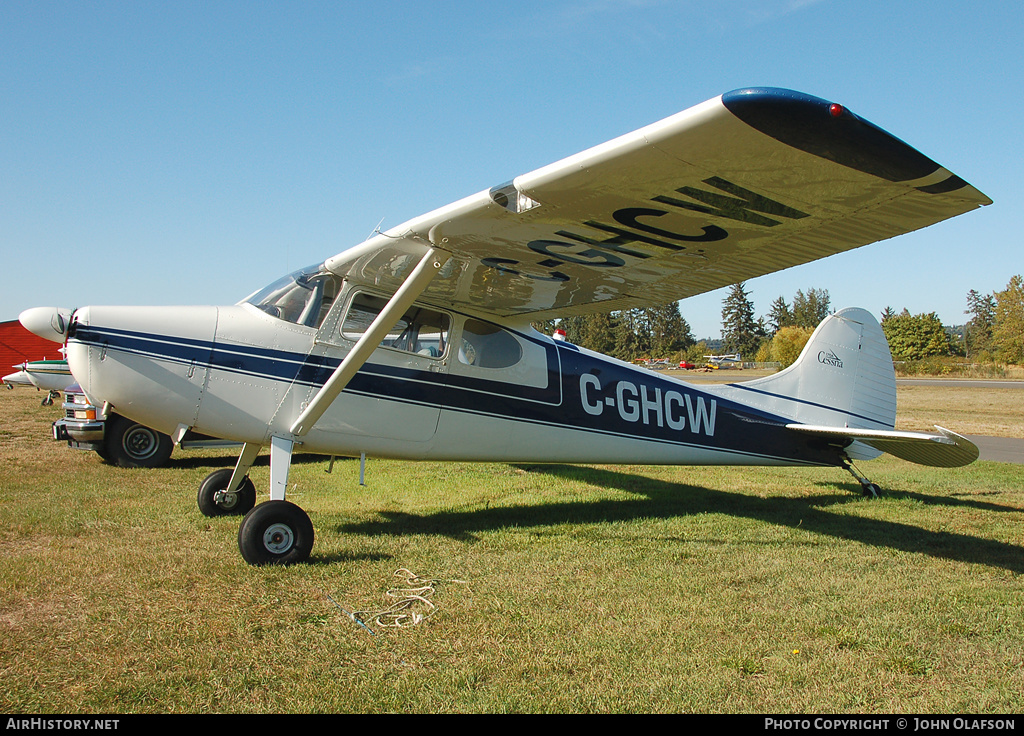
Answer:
[
  {"xmin": 2, "ymin": 370, "xmax": 32, "ymax": 387},
  {"xmin": 19, "ymin": 307, "xmax": 73, "ymax": 343}
]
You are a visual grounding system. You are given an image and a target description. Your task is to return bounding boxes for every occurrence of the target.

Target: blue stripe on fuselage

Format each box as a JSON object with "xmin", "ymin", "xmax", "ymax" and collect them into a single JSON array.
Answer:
[
  {"xmin": 70, "ymin": 324, "xmax": 843, "ymax": 466},
  {"xmin": 551, "ymin": 346, "xmax": 839, "ymax": 465}
]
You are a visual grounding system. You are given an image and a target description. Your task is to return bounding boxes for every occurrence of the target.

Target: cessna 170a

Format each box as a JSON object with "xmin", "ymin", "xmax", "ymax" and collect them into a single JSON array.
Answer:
[{"xmin": 20, "ymin": 88, "xmax": 990, "ymax": 565}]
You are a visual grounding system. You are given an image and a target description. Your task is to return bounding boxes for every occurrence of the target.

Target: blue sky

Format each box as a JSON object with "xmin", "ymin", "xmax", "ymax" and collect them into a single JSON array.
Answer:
[{"xmin": 2, "ymin": 1, "xmax": 1020, "ymax": 340}]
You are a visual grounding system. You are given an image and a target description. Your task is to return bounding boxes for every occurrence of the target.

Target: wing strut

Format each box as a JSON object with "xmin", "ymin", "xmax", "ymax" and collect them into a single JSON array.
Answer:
[{"xmin": 289, "ymin": 247, "xmax": 451, "ymax": 437}]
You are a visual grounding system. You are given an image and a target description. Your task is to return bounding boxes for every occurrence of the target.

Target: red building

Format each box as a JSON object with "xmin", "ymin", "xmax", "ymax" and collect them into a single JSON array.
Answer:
[{"xmin": 0, "ymin": 319, "xmax": 63, "ymax": 369}]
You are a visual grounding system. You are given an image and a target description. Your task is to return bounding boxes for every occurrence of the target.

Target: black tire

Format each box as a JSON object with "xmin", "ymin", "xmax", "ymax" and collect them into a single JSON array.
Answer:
[
  {"xmin": 238, "ymin": 501, "xmax": 314, "ymax": 566},
  {"xmin": 104, "ymin": 414, "xmax": 173, "ymax": 468},
  {"xmin": 862, "ymin": 482, "xmax": 882, "ymax": 499},
  {"xmin": 197, "ymin": 468, "xmax": 257, "ymax": 517}
]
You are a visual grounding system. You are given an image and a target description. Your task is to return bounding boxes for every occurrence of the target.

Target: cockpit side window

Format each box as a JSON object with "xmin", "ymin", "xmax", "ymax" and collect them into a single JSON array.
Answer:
[
  {"xmin": 243, "ymin": 264, "xmax": 341, "ymax": 329},
  {"xmin": 341, "ymin": 292, "xmax": 450, "ymax": 358}
]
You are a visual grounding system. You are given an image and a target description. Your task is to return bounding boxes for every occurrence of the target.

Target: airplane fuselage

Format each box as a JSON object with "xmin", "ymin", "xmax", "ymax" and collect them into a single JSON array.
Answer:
[{"xmin": 63, "ymin": 289, "xmax": 844, "ymax": 470}]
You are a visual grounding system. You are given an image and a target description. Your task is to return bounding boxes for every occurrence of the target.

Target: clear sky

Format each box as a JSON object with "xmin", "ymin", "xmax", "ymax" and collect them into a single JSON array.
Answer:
[{"xmin": 2, "ymin": 1, "xmax": 1020, "ymax": 340}]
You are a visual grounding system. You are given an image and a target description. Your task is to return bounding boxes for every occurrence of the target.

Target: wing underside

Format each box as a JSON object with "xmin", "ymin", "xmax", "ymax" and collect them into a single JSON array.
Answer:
[{"xmin": 325, "ymin": 88, "xmax": 989, "ymax": 320}]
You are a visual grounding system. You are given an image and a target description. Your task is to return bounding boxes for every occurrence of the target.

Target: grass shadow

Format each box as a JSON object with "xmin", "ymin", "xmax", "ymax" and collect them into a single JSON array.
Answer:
[
  {"xmin": 337, "ymin": 464, "xmax": 1024, "ymax": 574},
  {"xmin": 812, "ymin": 480, "xmax": 1023, "ymax": 514},
  {"xmin": 163, "ymin": 452, "xmax": 334, "ymax": 471}
]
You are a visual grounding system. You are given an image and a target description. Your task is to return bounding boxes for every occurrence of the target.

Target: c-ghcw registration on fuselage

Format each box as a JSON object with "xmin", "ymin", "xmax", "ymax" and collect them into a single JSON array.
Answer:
[{"xmin": 21, "ymin": 88, "xmax": 991, "ymax": 565}]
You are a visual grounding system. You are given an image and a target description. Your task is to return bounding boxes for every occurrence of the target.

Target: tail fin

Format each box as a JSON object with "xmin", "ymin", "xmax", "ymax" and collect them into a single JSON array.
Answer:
[
  {"xmin": 728, "ymin": 307, "xmax": 896, "ymax": 432},
  {"xmin": 717, "ymin": 307, "xmax": 977, "ymax": 467}
]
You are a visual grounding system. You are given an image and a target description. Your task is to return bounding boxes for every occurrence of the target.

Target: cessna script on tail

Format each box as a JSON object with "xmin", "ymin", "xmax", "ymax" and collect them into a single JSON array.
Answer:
[{"xmin": 21, "ymin": 88, "xmax": 990, "ymax": 565}]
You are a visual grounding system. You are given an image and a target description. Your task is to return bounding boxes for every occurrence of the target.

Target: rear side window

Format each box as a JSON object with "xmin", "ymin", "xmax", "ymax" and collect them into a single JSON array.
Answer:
[{"xmin": 458, "ymin": 319, "xmax": 523, "ymax": 369}]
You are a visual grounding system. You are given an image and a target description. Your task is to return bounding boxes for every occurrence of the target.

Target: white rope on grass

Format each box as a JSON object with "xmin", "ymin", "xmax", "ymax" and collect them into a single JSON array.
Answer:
[{"xmin": 333, "ymin": 568, "xmax": 468, "ymax": 634}]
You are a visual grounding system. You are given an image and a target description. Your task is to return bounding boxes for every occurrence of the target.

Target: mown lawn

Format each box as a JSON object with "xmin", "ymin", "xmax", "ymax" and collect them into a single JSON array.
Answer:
[{"xmin": 1, "ymin": 389, "xmax": 1022, "ymax": 713}]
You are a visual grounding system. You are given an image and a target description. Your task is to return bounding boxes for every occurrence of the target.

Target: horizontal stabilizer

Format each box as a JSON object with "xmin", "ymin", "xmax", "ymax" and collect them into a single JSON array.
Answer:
[{"xmin": 786, "ymin": 424, "xmax": 979, "ymax": 468}]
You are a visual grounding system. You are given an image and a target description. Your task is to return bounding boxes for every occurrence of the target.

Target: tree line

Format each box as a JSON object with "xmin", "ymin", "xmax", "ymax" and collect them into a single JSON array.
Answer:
[
  {"xmin": 957, "ymin": 275, "xmax": 1024, "ymax": 363},
  {"xmin": 537, "ymin": 274, "xmax": 1024, "ymax": 367},
  {"xmin": 722, "ymin": 275, "xmax": 1024, "ymax": 367},
  {"xmin": 536, "ymin": 303, "xmax": 699, "ymax": 363}
]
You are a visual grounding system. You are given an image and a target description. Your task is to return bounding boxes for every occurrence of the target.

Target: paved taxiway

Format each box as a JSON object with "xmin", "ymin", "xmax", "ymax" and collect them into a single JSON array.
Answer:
[{"xmin": 967, "ymin": 436, "xmax": 1024, "ymax": 464}]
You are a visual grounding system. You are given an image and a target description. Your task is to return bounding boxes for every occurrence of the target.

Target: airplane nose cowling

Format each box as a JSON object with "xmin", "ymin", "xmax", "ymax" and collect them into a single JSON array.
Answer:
[
  {"xmin": 19, "ymin": 307, "xmax": 74, "ymax": 343},
  {"xmin": 64, "ymin": 304, "xmax": 219, "ymax": 435}
]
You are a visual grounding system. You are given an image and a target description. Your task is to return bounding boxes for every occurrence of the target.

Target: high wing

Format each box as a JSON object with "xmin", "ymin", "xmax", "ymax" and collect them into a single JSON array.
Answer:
[{"xmin": 324, "ymin": 87, "xmax": 989, "ymax": 320}]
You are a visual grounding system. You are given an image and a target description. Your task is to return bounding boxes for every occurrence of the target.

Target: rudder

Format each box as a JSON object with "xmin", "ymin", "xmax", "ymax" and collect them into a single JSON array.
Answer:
[{"xmin": 722, "ymin": 307, "xmax": 896, "ymax": 431}]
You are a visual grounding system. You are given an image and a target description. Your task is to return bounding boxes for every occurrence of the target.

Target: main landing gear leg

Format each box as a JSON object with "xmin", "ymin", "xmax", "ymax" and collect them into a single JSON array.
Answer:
[
  {"xmin": 237, "ymin": 435, "xmax": 314, "ymax": 566},
  {"xmin": 232, "ymin": 248, "xmax": 446, "ymax": 566},
  {"xmin": 842, "ymin": 458, "xmax": 881, "ymax": 499},
  {"xmin": 197, "ymin": 442, "xmax": 260, "ymax": 517}
]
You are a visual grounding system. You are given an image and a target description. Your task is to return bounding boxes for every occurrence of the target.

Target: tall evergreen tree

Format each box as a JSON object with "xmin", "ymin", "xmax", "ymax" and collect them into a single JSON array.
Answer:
[
  {"xmin": 582, "ymin": 311, "xmax": 618, "ymax": 355},
  {"xmin": 612, "ymin": 308, "xmax": 647, "ymax": 360},
  {"xmin": 964, "ymin": 289, "xmax": 996, "ymax": 358},
  {"xmin": 721, "ymin": 282, "xmax": 765, "ymax": 358},
  {"xmin": 647, "ymin": 302, "xmax": 694, "ymax": 356},
  {"xmin": 791, "ymin": 288, "xmax": 831, "ymax": 328},
  {"xmin": 767, "ymin": 296, "xmax": 793, "ymax": 334}
]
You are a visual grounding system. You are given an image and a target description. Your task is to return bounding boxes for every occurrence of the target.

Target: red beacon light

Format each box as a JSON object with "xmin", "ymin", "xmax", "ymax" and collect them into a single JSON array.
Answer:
[{"xmin": 829, "ymin": 103, "xmax": 845, "ymax": 118}]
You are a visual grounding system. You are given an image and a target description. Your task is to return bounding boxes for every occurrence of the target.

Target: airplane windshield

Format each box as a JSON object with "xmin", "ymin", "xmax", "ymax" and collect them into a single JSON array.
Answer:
[{"xmin": 243, "ymin": 264, "xmax": 340, "ymax": 329}]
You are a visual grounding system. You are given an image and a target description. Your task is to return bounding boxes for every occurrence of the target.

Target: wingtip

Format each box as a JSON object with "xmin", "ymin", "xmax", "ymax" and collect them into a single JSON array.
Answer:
[{"xmin": 933, "ymin": 426, "xmax": 981, "ymax": 465}]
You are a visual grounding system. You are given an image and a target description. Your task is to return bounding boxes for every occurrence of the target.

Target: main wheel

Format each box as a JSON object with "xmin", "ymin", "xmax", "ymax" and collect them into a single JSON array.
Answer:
[
  {"xmin": 238, "ymin": 501, "xmax": 314, "ymax": 566},
  {"xmin": 104, "ymin": 414, "xmax": 173, "ymax": 468},
  {"xmin": 197, "ymin": 468, "xmax": 257, "ymax": 517}
]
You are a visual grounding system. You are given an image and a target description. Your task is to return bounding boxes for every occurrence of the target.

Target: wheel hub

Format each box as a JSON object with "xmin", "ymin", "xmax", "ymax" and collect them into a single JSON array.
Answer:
[
  {"xmin": 123, "ymin": 426, "xmax": 157, "ymax": 460},
  {"xmin": 213, "ymin": 489, "xmax": 238, "ymax": 510},
  {"xmin": 263, "ymin": 523, "xmax": 294, "ymax": 554}
]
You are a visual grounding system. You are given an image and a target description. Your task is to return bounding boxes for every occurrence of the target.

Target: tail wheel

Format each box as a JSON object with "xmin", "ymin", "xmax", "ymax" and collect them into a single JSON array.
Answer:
[
  {"xmin": 861, "ymin": 482, "xmax": 882, "ymax": 499},
  {"xmin": 197, "ymin": 468, "xmax": 257, "ymax": 517},
  {"xmin": 238, "ymin": 501, "xmax": 314, "ymax": 566}
]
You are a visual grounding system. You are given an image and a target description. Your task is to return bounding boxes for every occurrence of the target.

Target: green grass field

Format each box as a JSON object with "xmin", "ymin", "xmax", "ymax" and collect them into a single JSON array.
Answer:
[{"xmin": 1, "ymin": 386, "xmax": 1022, "ymax": 713}]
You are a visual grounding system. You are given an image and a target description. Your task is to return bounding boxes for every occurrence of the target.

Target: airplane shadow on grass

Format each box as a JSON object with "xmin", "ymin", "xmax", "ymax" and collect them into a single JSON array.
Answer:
[
  {"xmin": 164, "ymin": 452, "xmax": 327, "ymax": 471},
  {"xmin": 333, "ymin": 464, "xmax": 1024, "ymax": 574}
]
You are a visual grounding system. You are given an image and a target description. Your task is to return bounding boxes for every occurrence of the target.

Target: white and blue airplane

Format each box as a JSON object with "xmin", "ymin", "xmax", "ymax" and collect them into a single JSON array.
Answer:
[{"xmin": 20, "ymin": 88, "xmax": 990, "ymax": 565}]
